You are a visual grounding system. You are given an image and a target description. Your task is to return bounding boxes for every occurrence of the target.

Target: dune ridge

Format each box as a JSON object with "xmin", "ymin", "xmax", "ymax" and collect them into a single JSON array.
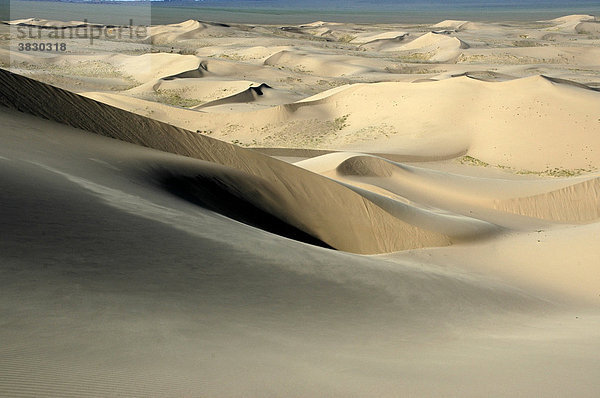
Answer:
[
  {"xmin": 0, "ymin": 68, "xmax": 453, "ymax": 254},
  {"xmin": 192, "ymin": 83, "xmax": 301, "ymax": 110},
  {"xmin": 146, "ymin": 19, "xmax": 208, "ymax": 44},
  {"xmin": 395, "ymin": 31, "xmax": 469, "ymax": 61},
  {"xmin": 431, "ymin": 20, "xmax": 472, "ymax": 30},
  {"xmin": 77, "ymin": 73, "xmax": 600, "ymax": 173},
  {"xmin": 299, "ymin": 153, "xmax": 600, "ymax": 227},
  {"xmin": 546, "ymin": 14, "xmax": 597, "ymax": 32},
  {"xmin": 493, "ymin": 177, "xmax": 600, "ymax": 222},
  {"xmin": 264, "ymin": 50, "xmax": 375, "ymax": 77},
  {"xmin": 351, "ymin": 31, "xmax": 409, "ymax": 44}
]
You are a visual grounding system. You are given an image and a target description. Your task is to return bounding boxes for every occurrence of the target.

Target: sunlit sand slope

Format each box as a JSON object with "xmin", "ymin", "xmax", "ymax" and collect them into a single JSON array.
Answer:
[{"xmin": 0, "ymin": 68, "xmax": 451, "ymax": 254}]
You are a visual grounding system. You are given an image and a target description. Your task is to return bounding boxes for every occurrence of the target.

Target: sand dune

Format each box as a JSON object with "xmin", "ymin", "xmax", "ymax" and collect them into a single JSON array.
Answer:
[
  {"xmin": 297, "ymin": 76, "xmax": 600, "ymax": 170},
  {"xmin": 449, "ymin": 70, "xmax": 517, "ymax": 81},
  {"xmin": 112, "ymin": 53, "xmax": 202, "ymax": 82},
  {"xmin": 0, "ymin": 68, "xmax": 451, "ymax": 254},
  {"xmin": 84, "ymin": 80, "xmax": 301, "ymax": 119},
  {"xmin": 196, "ymin": 45, "xmax": 293, "ymax": 64},
  {"xmin": 145, "ymin": 19, "xmax": 230, "ymax": 44},
  {"xmin": 492, "ymin": 177, "xmax": 600, "ymax": 222},
  {"xmin": 4, "ymin": 17, "xmax": 88, "ymax": 27},
  {"xmin": 121, "ymin": 67, "xmax": 302, "ymax": 110},
  {"xmin": 193, "ymin": 83, "xmax": 302, "ymax": 111},
  {"xmin": 549, "ymin": 14, "xmax": 596, "ymax": 23},
  {"xmin": 299, "ymin": 21, "xmax": 341, "ymax": 28},
  {"xmin": 295, "ymin": 152, "xmax": 501, "ymax": 239},
  {"xmin": 305, "ymin": 26, "xmax": 334, "ymax": 38},
  {"xmin": 76, "ymin": 73, "xmax": 600, "ymax": 174},
  {"xmin": 458, "ymin": 45, "xmax": 600, "ymax": 66},
  {"xmin": 359, "ymin": 36, "xmax": 411, "ymax": 52},
  {"xmin": 156, "ymin": 57, "xmax": 296, "ymax": 87},
  {"xmin": 547, "ymin": 14, "xmax": 596, "ymax": 31},
  {"xmin": 128, "ymin": 77, "xmax": 255, "ymax": 101},
  {"xmin": 399, "ymin": 221, "xmax": 600, "ymax": 303},
  {"xmin": 3, "ymin": 14, "xmax": 600, "ymax": 397},
  {"xmin": 395, "ymin": 31, "xmax": 469, "ymax": 61},
  {"xmin": 298, "ymin": 152, "xmax": 600, "ymax": 227},
  {"xmin": 7, "ymin": 100, "xmax": 588, "ymax": 396},
  {"xmin": 351, "ymin": 31, "xmax": 409, "ymax": 44},
  {"xmin": 431, "ymin": 19, "xmax": 472, "ymax": 31},
  {"xmin": 240, "ymin": 75, "xmax": 599, "ymax": 171},
  {"xmin": 575, "ymin": 21, "xmax": 600, "ymax": 34},
  {"xmin": 80, "ymin": 91, "xmax": 200, "ymax": 128},
  {"xmin": 264, "ymin": 50, "xmax": 375, "ymax": 77}
]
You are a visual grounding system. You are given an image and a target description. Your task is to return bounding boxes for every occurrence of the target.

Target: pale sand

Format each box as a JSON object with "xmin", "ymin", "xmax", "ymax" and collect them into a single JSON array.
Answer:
[{"xmin": 1, "ymin": 14, "xmax": 600, "ymax": 396}]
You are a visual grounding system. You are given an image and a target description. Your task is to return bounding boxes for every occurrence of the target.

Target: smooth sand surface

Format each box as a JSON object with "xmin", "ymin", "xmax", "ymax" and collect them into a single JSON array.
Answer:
[{"xmin": 1, "ymin": 14, "xmax": 600, "ymax": 397}]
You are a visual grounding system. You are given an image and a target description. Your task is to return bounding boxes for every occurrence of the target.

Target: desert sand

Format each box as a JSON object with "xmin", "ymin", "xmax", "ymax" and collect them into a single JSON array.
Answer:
[{"xmin": 1, "ymin": 13, "xmax": 600, "ymax": 397}]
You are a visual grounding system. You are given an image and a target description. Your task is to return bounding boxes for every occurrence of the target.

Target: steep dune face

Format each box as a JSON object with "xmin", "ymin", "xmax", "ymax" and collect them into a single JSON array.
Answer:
[
  {"xmin": 575, "ymin": 21, "xmax": 600, "ymax": 34},
  {"xmin": 492, "ymin": 177, "xmax": 600, "ymax": 223},
  {"xmin": 0, "ymin": 68, "xmax": 451, "ymax": 254}
]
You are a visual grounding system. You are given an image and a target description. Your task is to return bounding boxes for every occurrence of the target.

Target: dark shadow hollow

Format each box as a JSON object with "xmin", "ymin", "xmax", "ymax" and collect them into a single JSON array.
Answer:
[{"xmin": 161, "ymin": 174, "xmax": 335, "ymax": 250}]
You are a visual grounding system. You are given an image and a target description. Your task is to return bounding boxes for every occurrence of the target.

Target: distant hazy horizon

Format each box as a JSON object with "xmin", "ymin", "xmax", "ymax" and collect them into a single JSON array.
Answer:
[{"xmin": 6, "ymin": 0, "xmax": 600, "ymax": 25}]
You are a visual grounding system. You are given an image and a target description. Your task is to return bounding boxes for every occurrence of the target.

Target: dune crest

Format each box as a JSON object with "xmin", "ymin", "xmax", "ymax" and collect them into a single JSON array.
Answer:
[
  {"xmin": 0, "ymin": 68, "xmax": 452, "ymax": 254},
  {"xmin": 396, "ymin": 31, "xmax": 469, "ymax": 61},
  {"xmin": 114, "ymin": 53, "xmax": 202, "ymax": 82},
  {"xmin": 336, "ymin": 155, "xmax": 396, "ymax": 177},
  {"xmin": 300, "ymin": 153, "xmax": 600, "ymax": 229},
  {"xmin": 351, "ymin": 31, "xmax": 409, "ymax": 44},
  {"xmin": 75, "ymin": 73, "xmax": 600, "ymax": 173},
  {"xmin": 146, "ymin": 19, "xmax": 231, "ymax": 44},
  {"xmin": 545, "ymin": 14, "xmax": 597, "ymax": 32},
  {"xmin": 549, "ymin": 14, "xmax": 596, "ymax": 24},
  {"xmin": 264, "ymin": 50, "xmax": 373, "ymax": 77},
  {"xmin": 493, "ymin": 177, "xmax": 600, "ymax": 223},
  {"xmin": 431, "ymin": 19, "xmax": 472, "ymax": 30}
]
